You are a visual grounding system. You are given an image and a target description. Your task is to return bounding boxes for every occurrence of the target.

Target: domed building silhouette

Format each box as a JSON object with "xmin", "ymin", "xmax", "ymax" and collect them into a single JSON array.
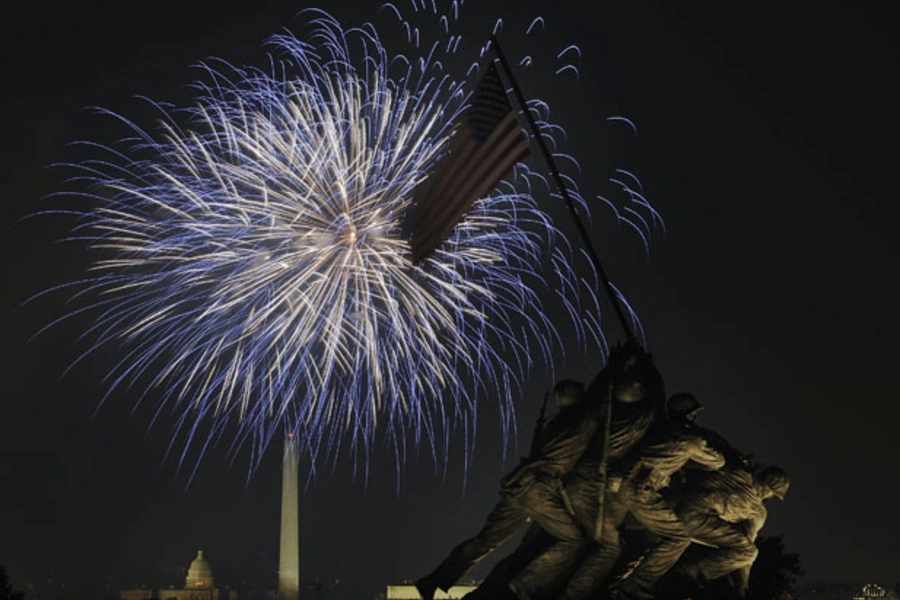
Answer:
[
  {"xmin": 120, "ymin": 550, "xmax": 239, "ymax": 600},
  {"xmin": 185, "ymin": 551, "xmax": 215, "ymax": 590}
]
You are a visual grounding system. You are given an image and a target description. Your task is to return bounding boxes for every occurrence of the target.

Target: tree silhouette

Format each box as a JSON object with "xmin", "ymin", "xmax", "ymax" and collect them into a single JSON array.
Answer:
[
  {"xmin": 0, "ymin": 566, "xmax": 25, "ymax": 600},
  {"xmin": 746, "ymin": 535, "xmax": 803, "ymax": 600}
]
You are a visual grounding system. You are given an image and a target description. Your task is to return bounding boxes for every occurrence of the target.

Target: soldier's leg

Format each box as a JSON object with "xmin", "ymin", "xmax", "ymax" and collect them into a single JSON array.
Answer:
[
  {"xmin": 417, "ymin": 493, "xmax": 529, "ymax": 599},
  {"xmin": 507, "ymin": 480, "xmax": 588, "ymax": 600},
  {"xmin": 696, "ymin": 543, "xmax": 758, "ymax": 583},
  {"xmin": 615, "ymin": 491, "xmax": 691, "ymax": 600},
  {"xmin": 565, "ymin": 464, "xmax": 602, "ymax": 534},
  {"xmin": 734, "ymin": 563, "xmax": 753, "ymax": 596},
  {"xmin": 560, "ymin": 534, "xmax": 621, "ymax": 600},
  {"xmin": 560, "ymin": 488, "xmax": 629, "ymax": 600},
  {"xmin": 511, "ymin": 477, "xmax": 586, "ymax": 543},
  {"xmin": 470, "ymin": 525, "xmax": 551, "ymax": 598},
  {"xmin": 680, "ymin": 511, "xmax": 758, "ymax": 584},
  {"xmin": 507, "ymin": 538, "xmax": 585, "ymax": 600}
]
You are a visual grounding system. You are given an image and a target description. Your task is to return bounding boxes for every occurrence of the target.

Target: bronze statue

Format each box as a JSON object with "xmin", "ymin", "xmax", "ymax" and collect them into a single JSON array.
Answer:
[
  {"xmin": 416, "ymin": 348, "xmax": 786, "ymax": 600},
  {"xmin": 415, "ymin": 346, "xmax": 638, "ymax": 600},
  {"xmin": 673, "ymin": 465, "xmax": 790, "ymax": 596},
  {"xmin": 450, "ymin": 346, "xmax": 663, "ymax": 600}
]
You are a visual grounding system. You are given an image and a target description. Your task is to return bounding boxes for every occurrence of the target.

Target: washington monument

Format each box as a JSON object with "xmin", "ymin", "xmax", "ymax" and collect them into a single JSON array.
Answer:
[{"xmin": 278, "ymin": 433, "xmax": 300, "ymax": 600}]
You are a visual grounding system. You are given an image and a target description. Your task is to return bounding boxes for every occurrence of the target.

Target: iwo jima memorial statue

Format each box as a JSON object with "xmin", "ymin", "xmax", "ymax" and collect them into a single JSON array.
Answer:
[
  {"xmin": 409, "ymin": 38, "xmax": 790, "ymax": 600},
  {"xmin": 413, "ymin": 344, "xmax": 789, "ymax": 600}
]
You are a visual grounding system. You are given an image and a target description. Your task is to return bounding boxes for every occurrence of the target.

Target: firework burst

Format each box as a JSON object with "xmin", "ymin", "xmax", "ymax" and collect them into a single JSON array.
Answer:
[{"xmin": 37, "ymin": 6, "xmax": 658, "ymax": 478}]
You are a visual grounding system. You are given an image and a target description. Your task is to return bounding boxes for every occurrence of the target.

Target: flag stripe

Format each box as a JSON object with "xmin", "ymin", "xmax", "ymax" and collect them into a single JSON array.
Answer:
[
  {"xmin": 413, "ymin": 114, "xmax": 529, "ymax": 251},
  {"xmin": 412, "ymin": 125, "xmax": 528, "ymax": 258},
  {"xmin": 409, "ymin": 62, "xmax": 531, "ymax": 262}
]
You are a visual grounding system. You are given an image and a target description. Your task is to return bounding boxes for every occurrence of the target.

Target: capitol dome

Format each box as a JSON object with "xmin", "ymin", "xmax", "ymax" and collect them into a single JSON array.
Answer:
[{"xmin": 186, "ymin": 550, "xmax": 214, "ymax": 588}]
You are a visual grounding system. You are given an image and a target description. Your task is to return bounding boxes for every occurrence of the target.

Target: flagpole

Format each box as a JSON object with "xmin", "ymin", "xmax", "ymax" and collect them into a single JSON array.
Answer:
[
  {"xmin": 489, "ymin": 34, "xmax": 636, "ymax": 543},
  {"xmin": 489, "ymin": 34, "xmax": 635, "ymax": 343}
]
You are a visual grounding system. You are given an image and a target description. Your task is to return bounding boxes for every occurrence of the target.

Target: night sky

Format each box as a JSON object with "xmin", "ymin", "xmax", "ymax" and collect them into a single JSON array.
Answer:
[{"xmin": 3, "ymin": 1, "xmax": 898, "ymax": 598}]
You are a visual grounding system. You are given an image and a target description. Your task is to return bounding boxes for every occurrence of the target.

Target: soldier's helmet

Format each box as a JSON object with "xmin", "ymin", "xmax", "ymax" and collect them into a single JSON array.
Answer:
[
  {"xmin": 756, "ymin": 466, "xmax": 790, "ymax": 500},
  {"xmin": 668, "ymin": 393, "xmax": 704, "ymax": 417},
  {"xmin": 553, "ymin": 379, "xmax": 585, "ymax": 409}
]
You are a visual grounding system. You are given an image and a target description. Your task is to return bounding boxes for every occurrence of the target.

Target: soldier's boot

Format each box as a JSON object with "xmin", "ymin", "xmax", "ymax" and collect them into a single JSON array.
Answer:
[{"xmin": 415, "ymin": 575, "xmax": 440, "ymax": 600}]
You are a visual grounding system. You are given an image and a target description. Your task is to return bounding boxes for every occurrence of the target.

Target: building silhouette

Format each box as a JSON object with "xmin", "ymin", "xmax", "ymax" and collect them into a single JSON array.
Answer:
[{"xmin": 119, "ymin": 551, "xmax": 239, "ymax": 600}]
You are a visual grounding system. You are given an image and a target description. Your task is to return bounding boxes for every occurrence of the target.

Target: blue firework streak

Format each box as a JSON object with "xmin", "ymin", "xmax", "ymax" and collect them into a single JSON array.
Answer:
[{"xmin": 40, "ymin": 7, "xmax": 658, "ymax": 477}]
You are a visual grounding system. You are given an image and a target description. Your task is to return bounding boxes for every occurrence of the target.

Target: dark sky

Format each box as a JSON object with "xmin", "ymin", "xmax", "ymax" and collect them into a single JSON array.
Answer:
[{"xmin": 3, "ymin": 0, "xmax": 898, "ymax": 598}]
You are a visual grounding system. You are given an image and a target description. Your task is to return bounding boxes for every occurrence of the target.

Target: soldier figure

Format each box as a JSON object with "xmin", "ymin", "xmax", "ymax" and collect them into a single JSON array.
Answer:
[
  {"xmin": 609, "ymin": 395, "xmax": 726, "ymax": 600},
  {"xmin": 674, "ymin": 465, "xmax": 790, "ymax": 596},
  {"xmin": 418, "ymin": 350, "xmax": 785, "ymax": 600},
  {"xmin": 540, "ymin": 350, "xmax": 664, "ymax": 600},
  {"xmin": 415, "ymin": 346, "xmax": 636, "ymax": 600},
  {"xmin": 458, "ymin": 345, "xmax": 663, "ymax": 600}
]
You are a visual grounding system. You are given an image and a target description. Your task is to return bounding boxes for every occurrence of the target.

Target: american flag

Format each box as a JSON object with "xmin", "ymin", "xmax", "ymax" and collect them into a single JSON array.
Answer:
[{"xmin": 408, "ymin": 61, "xmax": 532, "ymax": 263}]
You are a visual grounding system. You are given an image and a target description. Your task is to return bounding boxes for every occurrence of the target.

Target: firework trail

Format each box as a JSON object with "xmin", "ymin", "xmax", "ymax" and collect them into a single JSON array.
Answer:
[{"xmin": 37, "ymin": 5, "xmax": 661, "ymax": 479}]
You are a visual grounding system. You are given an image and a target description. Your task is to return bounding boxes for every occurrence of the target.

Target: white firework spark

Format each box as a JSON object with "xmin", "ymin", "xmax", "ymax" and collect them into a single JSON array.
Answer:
[{"xmin": 36, "ymin": 7, "xmax": 658, "ymax": 479}]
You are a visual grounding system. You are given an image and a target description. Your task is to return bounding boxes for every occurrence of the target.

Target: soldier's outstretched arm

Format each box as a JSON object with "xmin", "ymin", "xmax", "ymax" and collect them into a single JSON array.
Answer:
[{"xmin": 690, "ymin": 439, "xmax": 726, "ymax": 471}]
